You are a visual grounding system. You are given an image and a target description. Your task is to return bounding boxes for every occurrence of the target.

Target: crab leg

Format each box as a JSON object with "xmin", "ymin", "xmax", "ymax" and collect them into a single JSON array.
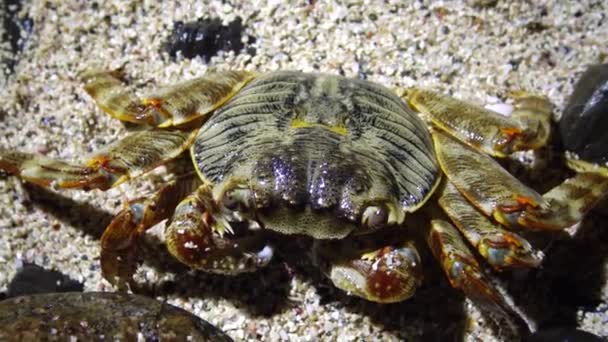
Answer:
[
  {"xmin": 403, "ymin": 88, "xmax": 551, "ymax": 157},
  {"xmin": 0, "ymin": 129, "xmax": 197, "ymax": 190},
  {"xmin": 312, "ymin": 231, "xmax": 423, "ymax": 303},
  {"xmin": 165, "ymin": 184, "xmax": 274, "ymax": 274},
  {"xmin": 82, "ymin": 69, "xmax": 255, "ymax": 127},
  {"xmin": 426, "ymin": 218, "xmax": 513, "ymax": 314},
  {"xmin": 101, "ymin": 172, "xmax": 200, "ymax": 289},
  {"xmin": 437, "ymin": 180, "xmax": 542, "ymax": 269},
  {"xmin": 433, "ymin": 130, "xmax": 608, "ymax": 230},
  {"xmin": 505, "ymin": 172, "xmax": 608, "ymax": 229}
]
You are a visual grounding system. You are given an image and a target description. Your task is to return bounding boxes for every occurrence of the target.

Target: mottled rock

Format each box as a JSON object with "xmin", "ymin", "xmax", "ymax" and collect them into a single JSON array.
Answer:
[{"xmin": 0, "ymin": 292, "xmax": 233, "ymax": 341}]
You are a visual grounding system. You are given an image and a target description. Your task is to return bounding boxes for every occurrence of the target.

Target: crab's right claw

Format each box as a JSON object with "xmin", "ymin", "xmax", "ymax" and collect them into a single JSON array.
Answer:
[{"xmin": 165, "ymin": 185, "xmax": 274, "ymax": 274}]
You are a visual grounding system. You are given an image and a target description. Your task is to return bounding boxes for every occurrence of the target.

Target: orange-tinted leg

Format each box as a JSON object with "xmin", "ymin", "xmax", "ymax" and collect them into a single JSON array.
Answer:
[
  {"xmin": 427, "ymin": 219, "xmax": 512, "ymax": 314},
  {"xmin": 81, "ymin": 69, "xmax": 254, "ymax": 127},
  {"xmin": 0, "ymin": 129, "xmax": 197, "ymax": 190},
  {"xmin": 100, "ymin": 173, "xmax": 200, "ymax": 289}
]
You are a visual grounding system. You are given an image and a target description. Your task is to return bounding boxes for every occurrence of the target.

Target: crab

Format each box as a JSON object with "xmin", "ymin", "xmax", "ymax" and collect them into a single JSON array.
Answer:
[{"xmin": 2, "ymin": 69, "xmax": 608, "ymax": 316}]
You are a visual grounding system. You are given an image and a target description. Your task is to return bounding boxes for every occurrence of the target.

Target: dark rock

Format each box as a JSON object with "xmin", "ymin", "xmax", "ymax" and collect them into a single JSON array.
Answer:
[
  {"xmin": 0, "ymin": 292, "xmax": 233, "ymax": 341},
  {"xmin": 525, "ymin": 327, "xmax": 604, "ymax": 342},
  {"xmin": 560, "ymin": 64, "xmax": 608, "ymax": 165},
  {"xmin": 6, "ymin": 263, "xmax": 84, "ymax": 298},
  {"xmin": 164, "ymin": 17, "xmax": 255, "ymax": 62},
  {"xmin": 2, "ymin": 0, "xmax": 34, "ymax": 73}
]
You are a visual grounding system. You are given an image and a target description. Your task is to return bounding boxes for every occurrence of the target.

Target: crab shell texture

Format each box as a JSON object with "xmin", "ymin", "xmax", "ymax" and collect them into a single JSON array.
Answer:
[{"xmin": 193, "ymin": 71, "xmax": 439, "ymax": 240}]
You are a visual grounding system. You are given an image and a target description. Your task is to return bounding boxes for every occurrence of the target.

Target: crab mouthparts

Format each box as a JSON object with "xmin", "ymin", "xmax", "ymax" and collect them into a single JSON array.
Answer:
[{"xmin": 255, "ymin": 205, "xmax": 357, "ymax": 240}]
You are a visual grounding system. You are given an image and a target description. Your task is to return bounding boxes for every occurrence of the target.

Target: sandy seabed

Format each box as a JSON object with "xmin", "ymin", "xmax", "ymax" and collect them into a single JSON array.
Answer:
[{"xmin": 1, "ymin": 1, "xmax": 607, "ymax": 341}]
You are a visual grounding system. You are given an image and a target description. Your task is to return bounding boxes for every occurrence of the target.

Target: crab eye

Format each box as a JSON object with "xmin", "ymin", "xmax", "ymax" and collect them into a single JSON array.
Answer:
[
  {"xmin": 362, "ymin": 205, "xmax": 388, "ymax": 230},
  {"xmin": 222, "ymin": 189, "xmax": 252, "ymax": 211},
  {"xmin": 223, "ymin": 191, "xmax": 240, "ymax": 210}
]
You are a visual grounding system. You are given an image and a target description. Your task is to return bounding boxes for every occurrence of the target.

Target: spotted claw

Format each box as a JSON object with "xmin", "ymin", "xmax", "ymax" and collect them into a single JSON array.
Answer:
[
  {"xmin": 313, "ymin": 239, "xmax": 423, "ymax": 303},
  {"xmin": 166, "ymin": 185, "xmax": 274, "ymax": 274}
]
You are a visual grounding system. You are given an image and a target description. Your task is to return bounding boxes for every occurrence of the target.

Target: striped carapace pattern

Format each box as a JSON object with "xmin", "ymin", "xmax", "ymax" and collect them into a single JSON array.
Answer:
[{"xmin": 192, "ymin": 71, "xmax": 439, "ymax": 225}]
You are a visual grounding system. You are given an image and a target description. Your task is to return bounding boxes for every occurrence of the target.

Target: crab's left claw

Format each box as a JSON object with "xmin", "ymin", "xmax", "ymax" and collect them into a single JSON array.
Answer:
[{"xmin": 312, "ymin": 233, "xmax": 423, "ymax": 303}]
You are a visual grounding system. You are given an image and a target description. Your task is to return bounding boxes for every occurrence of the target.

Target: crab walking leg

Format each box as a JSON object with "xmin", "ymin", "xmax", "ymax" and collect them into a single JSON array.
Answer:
[
  {"xmin": 437, "ymin": 180, "xmax": 542, "ymax": 269},
  {"xmin": 403, "ymin": 88, "xmax": 551, "ymax": 157},
  {"xmin": 165, "ymin": 184, "xmax": 274, "ymax": 274},
  {"xmin": 433, "ymin": 130, "xmax": 608, "ymax": 230},
  {"xmin": 427, "ymin": 219, "xmax": 512, "ymax": 313},
  {"xmin": 312, "ymin": 234, "xmax": 424, "ymax": 303},
  {"xmin": 82, "ymin": 69, "xmax": 255, "ymax": 127},
  {"xmin": 509, "ymin": 90, "xmax": 552, "ymax": 145},
  {"xmin": 507, "ymin": 172, "xmax": 608, "ymax": 229},
  {"xmin": 100, "ymin": 173, "xmax": 200, "ymax": 289},
  {"xmin": 0, "ymin": 129, "xmax": 197, "ymax": 190}
]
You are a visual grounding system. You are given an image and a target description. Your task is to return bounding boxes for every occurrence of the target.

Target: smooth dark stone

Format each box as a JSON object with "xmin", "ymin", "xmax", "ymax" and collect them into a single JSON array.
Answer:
[{"xmin": 560, "ymin": 64, "xmax": 608, "ymax": 165}]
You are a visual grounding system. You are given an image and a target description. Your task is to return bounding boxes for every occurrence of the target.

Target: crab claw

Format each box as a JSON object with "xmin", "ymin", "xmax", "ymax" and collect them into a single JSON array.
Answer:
[
  {"xmin": 166, "ymin": 185, "xmax": 274, "ymax": 274},
  {"xmin": 313, "ymin": 237, "xmax": 423, "ymax": 303}
]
